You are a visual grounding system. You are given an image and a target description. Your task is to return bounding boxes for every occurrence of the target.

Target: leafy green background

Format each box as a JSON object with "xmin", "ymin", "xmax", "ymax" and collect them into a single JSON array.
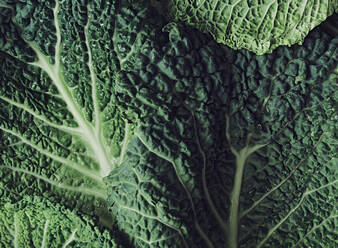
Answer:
[{"xmin": 0, "ymin": 0, "xmax": 337, "ymax": 247}]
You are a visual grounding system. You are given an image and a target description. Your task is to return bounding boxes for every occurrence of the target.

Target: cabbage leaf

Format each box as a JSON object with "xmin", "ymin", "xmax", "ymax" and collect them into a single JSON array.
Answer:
[
  {"xmin": 155, "ymin": 0, "xmax": 338, "ymax": 54},
  {"xmin": 106, "ymin": 16, "xmax": 338, "ymax": 247}
]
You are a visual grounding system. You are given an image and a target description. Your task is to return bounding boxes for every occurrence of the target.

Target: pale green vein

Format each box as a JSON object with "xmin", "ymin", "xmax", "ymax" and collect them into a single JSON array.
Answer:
[
  {"xmin": 118, "ymin": 121, "xmax": 131, "ymax": 166},
  {"xmin": 113, "ymin": 5, "xmax": 147, "ymax": 67},
  {"xmin": 117, "ymin": 204, "xmax": 188, "ymax": 248},
  {"xmin": 2, "ymin": 166, "xmax": 106, "ymax": 199},
  {"xmin": 305, "ymin": 179, "xmax": 338, "ymax": 195},
  {"xmin": 209, "ymin": 0, "xmax": 218, "ymax": 24},
  {"xmin": 219, "ymin": 0, "xmax": 241, "ymax": 34},
  {"xmin": 0, "ymin": 96, "xmax": 81, "ymax": 134},
  {"xmin": 0, "ymin": 126, "xmax": 101, "ymax": 181},
  {"xmin": 135, "ymin": 131, "xmax": 213, "ymax": 248},
  {"xmin": 297, "ymin": 0, "xmax": 310, "ymax": 30},
  {"xmin": 132, "ymin": 233, "xmax": 179, "ymax": 246},
  {"xmin": 291, "ymin": 215, "xmax": 338, "ymax": 248},
  {"xmin": 53, "ymin": 0, "xmax": 62, "ymax": 70},
  {"xmin": 256, "ymin": 194, "xmax": 307, "ymax": 248},
  {"xmin": 278, "ymin": 0, "xmax": 291, "ymax": 40},
  {"xmin": 149, "ymin": 233, "xmax": 180, "ymax": 245},
  {"xmin": 240, "ymin": 158, "xmax": 305, "ymax": 219},
  {"xmin": 267, "ymin": 0, "xmax": 279, "ymax": 36},
  {"xmin": 84, "ymin": 3, "xmax": 100, "ymax": 133},
  {"xmin": 195, "ymin": 0, "xmax": 207, "ymax": 12},
  {"xmin": 62, "ymin": 228, "xmax": 78, "ymax": 248},
  {"xmin": 225, "ymin": 114, "xmax": 266, "ymax": 248},
  {"xmin": 255, "ymin": 0, "xmax": 277, "ymax": 34},
  {"xmin": 235, "ymin": 5, "xmax": 250, "ymax": 38},
  {"xmin": 40, "ymin": 219, "xmax": 49, "ymax": 248},
  {"xmin": 256, "ymin": 179, "xmax": 337, "ymax": 248},
  {"xmin": 112, "ymin": 10, "xmax": 120, "ymax": 66},
  {"xmin": 130, "ymin": 168, "xmax": 158, "ymax": 208},
  {"xmin": 0, "ymin": 141, "xmax": 24, "ymax": 148},
  {"xmin": 131, "ymin": 234, "xmax": 153, "ymax": 245},
  {"xmin": 118, "ymin": 29, "xmax": 144, "ymax": 65},
  {"xmin": 28, "ymin": 0, "xmax": 112, "ymax": 178},
  {"xmin": 191, "ymin": 111, "xmax": 227, "ymax": 235},
  {"xmin": 240, "ymin": 133, "xmax": 327, "ymax": 219},
  {"xmin": 118, "ymin": 204, "xmax": 166, "ymax": 220},
  {"xmin": 13, "ymin": 213, "xmax": 18, "ymax": 248},
  {"xmin": 228, "ymin": 145, "xmax": 265, "ymax": 248}
]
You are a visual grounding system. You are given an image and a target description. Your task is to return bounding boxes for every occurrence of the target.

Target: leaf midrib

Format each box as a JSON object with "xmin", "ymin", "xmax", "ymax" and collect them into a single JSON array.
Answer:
[{"xmin": 27, "ymin": 0, "xmax": 113, "ymax": 178}]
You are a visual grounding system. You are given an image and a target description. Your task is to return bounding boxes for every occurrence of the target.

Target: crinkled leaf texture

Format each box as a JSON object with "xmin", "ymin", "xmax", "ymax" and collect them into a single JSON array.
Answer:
[
  {"xmin": 0, "ymin": 0, "xmax": 156, "ymax": 245},
  {"xmin": 0, "ymin": 196, "xmax": 117, "ymax": 248},
  {"xmin": 1, "ymin": 0, "xmax": 337, "ymax": 247},
  {"xmin": 154, "ymin": 0, "xmax": 338, "ymax": 54},
  {"xmin": 106, "ymin": 15, "xmax": 338, "ymax": 248}
]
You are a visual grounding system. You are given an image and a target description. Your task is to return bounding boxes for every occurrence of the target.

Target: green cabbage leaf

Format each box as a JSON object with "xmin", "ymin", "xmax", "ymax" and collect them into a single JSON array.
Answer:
[
  {"xmin": 154, "ymin": 0, "xmax": 338, "ymax": 54},
  {"xmin": 0, "ymin": 196, "xmax": 117, "ymax": 248},
  {"xmin": 0, "ymin": 0, "xmax": 151, "ymax": 242},
  {"xmin": 0, "ymin": 0, "xmax": 337, "ymax": 247},
  {"xmin": 106, "ymin": 16, "xmax": 338, "ymax": 247}
]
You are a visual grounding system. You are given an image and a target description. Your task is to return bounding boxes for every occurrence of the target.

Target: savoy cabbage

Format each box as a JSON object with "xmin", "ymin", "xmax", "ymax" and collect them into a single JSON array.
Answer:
[
  {"xmin": 106, "ymin": 14, "xmax": 338, "ymax": 247},
  {"xmin": 0, "ymin": 195, "xmax": 117, "ymax": 247},
  {"xmin": 0, "ymin": 0, "xmax": 337, "ymax": 247},
  {"xmin": 154, "ymin": 0, "xmax": 338, "ymax": 54}
]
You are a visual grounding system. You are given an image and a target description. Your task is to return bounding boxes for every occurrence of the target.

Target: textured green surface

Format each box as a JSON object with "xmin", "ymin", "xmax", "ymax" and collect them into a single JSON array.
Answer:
[
  {"xmin": 106, "ymin": 16, "xmax": 338, "ymax": 247},
  {"xmin": 156, "ymin": 0, "xmax": 338, "ymax": 54},
  {"xmin": 0, "ymin": 0, "xmax": 168, "ymax": 246},
  {"xmin": 1, "ymin": 0, "xmax": 337, "ymax": 247},
  {"xmin": 0, "ymin": 0, "xmax": 120, "ymax": 217},
  {"xmin": 0, "ymin": 196, "xmax": 117, "ymax": 248},
  {"xmin": 0, "ymin": 0, "xmax": 150, "ymax": 245}
]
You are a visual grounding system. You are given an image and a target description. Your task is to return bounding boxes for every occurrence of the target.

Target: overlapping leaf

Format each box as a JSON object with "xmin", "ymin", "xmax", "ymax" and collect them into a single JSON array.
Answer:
[
  {"xmin": 154, "ymin": 0, "xmax": 338, "ymax": 54},
  {"xmin": 106, "ymin": 16, "xmax": 338, "ymax": 247}
]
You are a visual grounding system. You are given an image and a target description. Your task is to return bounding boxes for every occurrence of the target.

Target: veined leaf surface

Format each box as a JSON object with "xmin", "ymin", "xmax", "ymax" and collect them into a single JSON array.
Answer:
[{"xmin": 106, "ymin": 17, "xmax": 338, "ymax": 247}]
